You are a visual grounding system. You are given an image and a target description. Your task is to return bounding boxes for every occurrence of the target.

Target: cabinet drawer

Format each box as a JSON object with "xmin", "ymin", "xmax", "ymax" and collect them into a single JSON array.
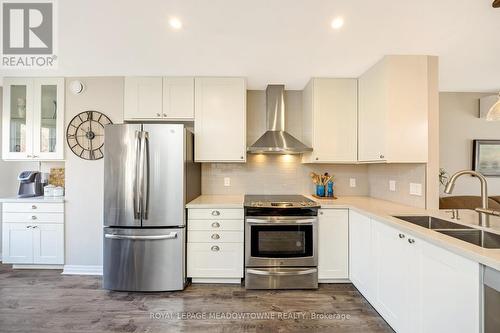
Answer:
[
  {"xmin": 187, "ymin": 242, "xmax": 244, "ymax": 278},
  {"xmin": 188, "ymin": 231, "xmax": 243, "ymax": 243},
  {"xmin": 3, "ymin": 202, "xmax": 64, "ymax": 213},
  {"xmin": 188, "ymin": 219, "xmax": 243, "ymax": 231},
  {"xmin": 188, "ymin": 208, "xmax": 243, "ymax": 220},
  {"xmin": 2, "ymin": 212, "xmax": 64, "ymax": 224}
]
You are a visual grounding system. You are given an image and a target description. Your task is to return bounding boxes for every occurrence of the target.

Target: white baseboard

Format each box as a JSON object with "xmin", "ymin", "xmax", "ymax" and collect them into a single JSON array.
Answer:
[
  {"xmin": 62, "ymin": 265, "xmax": 103, "ymax": 276},
  {"xmin": 319, "ymin": 278, "xmax": 351, "ymax": 283},
  {"xmin": 191, "ymin": 278, "xmax": 242, "ymax": 284},
  {"xmin": 13, "ymin": 264, "xmax": 63, "ymax": 270}
]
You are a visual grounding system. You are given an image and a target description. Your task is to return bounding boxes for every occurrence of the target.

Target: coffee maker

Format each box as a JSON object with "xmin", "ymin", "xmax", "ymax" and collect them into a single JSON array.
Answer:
[{"xmin": 18, "ymin": 171, "xmax": 44, "ymax": 198}]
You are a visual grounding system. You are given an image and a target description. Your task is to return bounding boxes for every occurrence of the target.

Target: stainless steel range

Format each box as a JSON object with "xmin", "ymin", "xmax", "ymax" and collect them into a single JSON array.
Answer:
[{"xmin": 244, "ymin": 195, "xmax": 320, "ymax": 289}]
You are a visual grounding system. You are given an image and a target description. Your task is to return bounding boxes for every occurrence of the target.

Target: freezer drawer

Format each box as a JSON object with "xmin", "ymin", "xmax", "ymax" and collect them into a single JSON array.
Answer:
[{"xmin": 103, "ymin": 227, "xmax": 185, "ymax": 291}]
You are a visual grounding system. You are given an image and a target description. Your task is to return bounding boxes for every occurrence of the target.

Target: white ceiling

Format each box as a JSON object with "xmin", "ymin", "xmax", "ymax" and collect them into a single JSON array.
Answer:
[{"xmin": 2, "ymin": 0, "xmax": 500, "ymax": 91}]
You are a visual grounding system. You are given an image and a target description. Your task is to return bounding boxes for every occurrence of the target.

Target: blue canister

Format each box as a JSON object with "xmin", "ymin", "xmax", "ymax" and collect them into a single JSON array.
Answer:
[
  {"xmin": 316, "ymin": 184, "xmax": 325, "ymax": 197},
  {"xmin": 327, "ymin": 181, "xmax": 334, "ymax": 197}
]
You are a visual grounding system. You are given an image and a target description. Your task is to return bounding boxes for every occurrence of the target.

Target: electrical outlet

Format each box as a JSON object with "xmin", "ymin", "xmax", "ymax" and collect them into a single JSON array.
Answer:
[
  {"xmin": 389, "ymin": 180, "xmax": 396, "ymax": 192},
  {"xmin": 409, "ymin": 183, "xmax": 422, "ymax": 196},
  {"xmin": 224, "ymin": 177, "xmax": 231, "ymax": 187},
  {"xmin": 349, "ymin": 178, "xmax": 356, "ymax": 188}
]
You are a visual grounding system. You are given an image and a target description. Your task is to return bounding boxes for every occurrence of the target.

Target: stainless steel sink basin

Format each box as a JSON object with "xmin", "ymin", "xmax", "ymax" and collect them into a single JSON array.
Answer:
[
  {"xmin": 393, "ymin": 216, "xmax": 473, "ymax": 230},
  {"xmin": 436, "ymin": 229, "xmax": 500, "ymax": 249}
]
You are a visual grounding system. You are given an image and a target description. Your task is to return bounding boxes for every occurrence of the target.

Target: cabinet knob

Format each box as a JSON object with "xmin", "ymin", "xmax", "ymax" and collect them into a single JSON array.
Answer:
[
  {"xmin": 408, "ymin": 238, "xmax": 415, "ymax": 244},
  {"xmin": 319, "ymin": 211, "xmax": 324, "ymax": 215},
  {"xmin": 211, "ymin": 222, "xmax": 220, "ymax": 228},
  {"xmin": 156, "ymin": 113, "xmax": 161, "ymax": 117},
  {"xmin": 162, "ymin": 113, "xmax": 167, "ymax": 117},
  {"xmin": 315, "ymin": 157, "xmax": 319, "ymax": 161},
  {"xmin": 211, "ymin": 234, "xmax": 220, "ymax": 240},
  {"xmin": 32, "ymin": 205, "xmax": 37, "ymax": 209},
  {"xmin": 240, "ymin": 156, "xmax": 244, "ymax": 160},
  {"xmin": 31, "ymin": 216, "xmax": 37, "ymax": 220},
  {"xmin": 380, "ymin": 155, "xmax": 385, "ymax": 159},
  {"xmin": 211, "ymin": 245, "xmax": 220, "ymax": 252},
  {"xmin": 211, "ymin": 210, "xmax": 220, "ymax": 216},
  {"xmin": 398, "ymin": 233, "xmax": 405, "ymax": 239}
]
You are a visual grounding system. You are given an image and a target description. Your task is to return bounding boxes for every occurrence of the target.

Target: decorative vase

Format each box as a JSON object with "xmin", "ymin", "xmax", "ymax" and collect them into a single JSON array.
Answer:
[
  {"xmin": 327, "ymin": 181, "xmax": 334, "ymax": 197},
  {"xmin": 316, "ymin": 184, "xmax": 325, "ymax": 197}
]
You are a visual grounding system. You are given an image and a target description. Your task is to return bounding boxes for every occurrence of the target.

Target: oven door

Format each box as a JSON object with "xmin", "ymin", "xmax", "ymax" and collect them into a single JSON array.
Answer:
[{"xmin": 245, "ymin": 216, "xmax": 317, "ymax": 267}]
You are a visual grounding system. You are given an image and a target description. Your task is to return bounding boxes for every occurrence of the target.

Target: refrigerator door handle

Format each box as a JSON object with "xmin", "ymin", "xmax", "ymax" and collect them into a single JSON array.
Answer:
[
  {"xmin": 141, "ymin": 131, "xmax": 150, "ymax": 220},
  {"xmin": 104, "ymin": 232, "xmax": 178, "ymax": 241},
  {"xmin": 133, "ymin": 130, "xmax": 141, "ymax": 220}
]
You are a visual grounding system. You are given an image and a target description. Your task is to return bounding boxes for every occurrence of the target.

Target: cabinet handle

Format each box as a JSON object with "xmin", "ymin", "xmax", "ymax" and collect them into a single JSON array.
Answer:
[
  {"xmin": 32, "ymin": 155, "xmax": 39, "ymax": 158},
  {"xmin": 31, "ymin": 216, "xmax": 37, "ymax": 220},
  {"xmin": 211, "ymin": 234, "xmax": 220, "ymax": 240},
  {"xmin": 408, "ymin": 238, "xmax": 415, "ymax": 244},
  {"xmin": 162, "ymin": 113, "xmax": 167, "ymax": 117},
  {"xmin": 32, "ymin": 205, "xmax": 37, "ymax": 209},
  {"xmin": 211, "ymin": 222, "xmax": 220, "ymax": 228},
  {"xmin": 211, "ymin": 245, "xmax": 220, "ymax": 252},
  {"xmin": 211, "ymin": 210, "xmax": 220, "ymax": 216},
  {"xmin": 319, "ymin": 211, "xmax": 324, "ymax": 215},
  {"xmin": 27, "ymin": 155, "xmax": 33, "ymax": 158},
  {"xmin": 32, "ymin": 225, "xmax": 38, "ymax": 229},
  {"xmin": 398, "ymin": 233, "xmax": 405, "ymax": 239},
  {"xmin": 26, "ymin": 225, "xmax": 32, "ymax": 229},
  {"xmin": 156, "ymin": 113, "xmax": 161, "ymax": 117}
]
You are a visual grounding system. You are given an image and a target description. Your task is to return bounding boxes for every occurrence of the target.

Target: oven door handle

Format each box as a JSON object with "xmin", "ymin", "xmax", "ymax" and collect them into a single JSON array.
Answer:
[
  {"xmin": 246, "ymin": 217, "xmax": 316, "ymax": 224},
  {"xmin": 246, "ymin": 268, "xmax": 317, "ymax": 276}
]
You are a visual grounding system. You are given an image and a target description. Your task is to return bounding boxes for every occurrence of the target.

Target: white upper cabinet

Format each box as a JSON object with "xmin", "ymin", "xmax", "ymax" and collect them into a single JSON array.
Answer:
[
  {"xmin": 194, "ymin": 77, "xmax": 246, "ymax": 162},
  {"xmin": 358, "ymin": 55, "xmax": 437, "ymax": 163},
  {"xmin": 163, "ymin": 77, "xmax": 194, "ymax": 119},
  {"xmin": 124, "ymin": 77, "xmax": 194, "ymax": 121},
  {"xmin": 302, "ymin": 78, "xmax": 358, "ymax": 163},
  {"xmin": 2, "ymin": 77, "xmax": 64, "ymax": 160}
]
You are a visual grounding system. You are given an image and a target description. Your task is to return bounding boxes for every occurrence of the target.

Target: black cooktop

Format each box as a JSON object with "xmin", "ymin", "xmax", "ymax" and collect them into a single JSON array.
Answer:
[{"xmin": 244, "ymin": 195, "xmax": 319, "ymax": 208}]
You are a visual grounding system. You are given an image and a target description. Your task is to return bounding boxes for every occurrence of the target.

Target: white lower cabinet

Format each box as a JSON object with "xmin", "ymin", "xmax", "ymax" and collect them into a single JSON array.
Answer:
[
  {"xmin": 318, "ymin": 209, "xmax": 349, "ymax": 281},
  {"xmin": 2, "ymin": 202, "xmax": 64, "ymax": 266},
  {"xmin": 350, "ymin": 210, "xmax": 480, "ymax": 333},
  {"xmin": 187, "ymin": 208, "xmax": 244, "ymax": 283}
]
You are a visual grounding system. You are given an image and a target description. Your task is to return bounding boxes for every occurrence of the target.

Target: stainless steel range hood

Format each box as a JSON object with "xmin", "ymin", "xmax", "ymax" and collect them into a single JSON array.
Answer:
[{"xmin": 247, "ymin": 85, "xmax": 312, "ymax": 154}]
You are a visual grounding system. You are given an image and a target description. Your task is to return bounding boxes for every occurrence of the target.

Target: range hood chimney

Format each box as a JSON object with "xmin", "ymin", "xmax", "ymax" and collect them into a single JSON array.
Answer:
[{"xmin": 247, "ymin": 85, "xmax": 312, "ymax": 154}]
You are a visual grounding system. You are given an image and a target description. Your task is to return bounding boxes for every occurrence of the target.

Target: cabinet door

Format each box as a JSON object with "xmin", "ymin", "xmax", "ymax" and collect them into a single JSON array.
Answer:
[
  {"xmin": 33, "ymin": 223, "xmax": 64, "ymax": 264},
  {"xmin": 32, "ymin": 78, "xmax": 65, "ymax": 160},
  {"xmin": 194, "ymin": 77, "xmax": 246, "ymax": 162},
  {"xmin": 187, "ymin": 242, "xmax": 243, "ymax": 278},
  {"xmin": 407, "ymin": 237, "xmax": 480, "ymax": 333},
  {"xmin": 2, "ymin": 78, "xmax": 34, "ymax": 160},
  {"xmin": 318, "ymin": 209, "xmax": 349, "ymax": 280},
  {"xmin": 163, "ymin": 77, "xmax": 194, "ymax": 119},
  {"xmin": 2, "ymin": 223, "xmax": 33, "ymax": 263},
  {"xmin": 349, "ymin": 210, "xmax": 374, "ymax": 299},
  {"xmin": 304, "ymin": 79, "xmax": 357, "ymax": 163},
  {"xmin": 358, "ymin": 62, "xmax": 387, "ymax": 162},
  {"xmin": 371, "ymin": 220, "xmax": 409, "ymax": 333},
  {"xmin": 124, "ymin": 77, "xmax": 163, "ymax": 120}
]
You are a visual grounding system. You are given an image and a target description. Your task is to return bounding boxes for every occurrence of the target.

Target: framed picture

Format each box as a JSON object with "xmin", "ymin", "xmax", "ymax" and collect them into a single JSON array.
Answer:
[{"xmin": 473, "ymin": 140, "xmax": 500, "ymax": 177}]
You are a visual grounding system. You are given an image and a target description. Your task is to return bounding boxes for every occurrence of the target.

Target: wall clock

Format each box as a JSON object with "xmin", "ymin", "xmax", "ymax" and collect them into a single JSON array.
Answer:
[{"xmin": 66, "ymin": 111, "xmax": 112, "ymax": 160}]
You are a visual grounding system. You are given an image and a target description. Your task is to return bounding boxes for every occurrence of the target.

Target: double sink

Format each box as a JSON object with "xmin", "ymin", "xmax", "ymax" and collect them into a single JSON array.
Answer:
[{"xmin": 393, "ymin": 215, "xmax": 500, "ymax": 249}]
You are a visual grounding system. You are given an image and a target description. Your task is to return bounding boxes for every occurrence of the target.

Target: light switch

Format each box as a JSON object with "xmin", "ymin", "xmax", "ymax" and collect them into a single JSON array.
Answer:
[
  {"xmin": 389, "ymin": 180, "xmax": 396, "ymax": 192},
  {"xmin": 409, "ymin": 183, "xmax": 422, "ymax": 196},
  {"xmin": 224, "ymin": 177, "xmax": 231, "ymax": 187},
  {"xmin": 349, "ymin": 178, "xmax": 356, "ymax": 188}
]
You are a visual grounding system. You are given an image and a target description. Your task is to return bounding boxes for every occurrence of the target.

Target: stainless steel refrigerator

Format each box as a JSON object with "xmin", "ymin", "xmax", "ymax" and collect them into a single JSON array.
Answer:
[{"xmin": 103, "ymin": 124, "xmax": 200, "ymax": 291}]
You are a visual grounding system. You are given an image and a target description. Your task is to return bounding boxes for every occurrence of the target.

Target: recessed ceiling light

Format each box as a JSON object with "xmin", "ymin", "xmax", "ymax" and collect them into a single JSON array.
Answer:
[
  {"xmin": 331, "ymin": 17, "xmax": 344, "ymax": 30},
  {"xmin": 169, "ymin": 17, "xmax": 182, "ymax": 30}
]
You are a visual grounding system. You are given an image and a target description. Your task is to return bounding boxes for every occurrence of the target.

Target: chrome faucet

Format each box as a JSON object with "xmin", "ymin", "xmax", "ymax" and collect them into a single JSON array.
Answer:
[{"xmin": 444, "ymin": 170, "xmax": 489, "ymax": 227}]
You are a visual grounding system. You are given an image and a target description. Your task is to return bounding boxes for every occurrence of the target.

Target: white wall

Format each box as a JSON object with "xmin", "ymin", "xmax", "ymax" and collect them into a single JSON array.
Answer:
[
  {"xmin": 64, "ymin": 77, "xmax": 124, "ymax": 267},
  {"xmin": 440, "ymin": 92, "xmax": 500, "ymax": 196}
]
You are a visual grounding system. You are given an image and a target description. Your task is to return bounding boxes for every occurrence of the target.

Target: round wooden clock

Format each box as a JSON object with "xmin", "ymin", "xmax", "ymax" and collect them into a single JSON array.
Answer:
[{"xmin": 66, "ymin": 111, "xmax": 112, "ymax": 160}]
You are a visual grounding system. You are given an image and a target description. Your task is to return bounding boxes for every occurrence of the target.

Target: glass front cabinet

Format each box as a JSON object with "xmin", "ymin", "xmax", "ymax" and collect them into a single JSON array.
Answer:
[{"xmin": 2, "ymin": 77, "xmax": 64, "ymax": 160}]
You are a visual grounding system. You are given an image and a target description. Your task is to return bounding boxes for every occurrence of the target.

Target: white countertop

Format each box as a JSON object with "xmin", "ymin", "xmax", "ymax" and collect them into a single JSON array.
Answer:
[
  {"xmin": 0, "ymin": 196, "xmax": 65, "ymax": 203},
  {"xmin": 186, "ymin": 194, "xmax": 500, "ymax": 271}
]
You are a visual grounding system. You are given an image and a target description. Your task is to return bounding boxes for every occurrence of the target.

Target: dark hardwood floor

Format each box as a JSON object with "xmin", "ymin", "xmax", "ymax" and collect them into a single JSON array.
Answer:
[{"xmin": 0, "ymin": 264, "xmax": 393, "ymax": 333}]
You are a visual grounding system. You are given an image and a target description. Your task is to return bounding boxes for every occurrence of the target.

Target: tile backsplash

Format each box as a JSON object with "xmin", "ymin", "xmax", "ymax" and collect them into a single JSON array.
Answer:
[{"xmin": 202, "ymin": 155, "xmax": 426, "ymax": 208}]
